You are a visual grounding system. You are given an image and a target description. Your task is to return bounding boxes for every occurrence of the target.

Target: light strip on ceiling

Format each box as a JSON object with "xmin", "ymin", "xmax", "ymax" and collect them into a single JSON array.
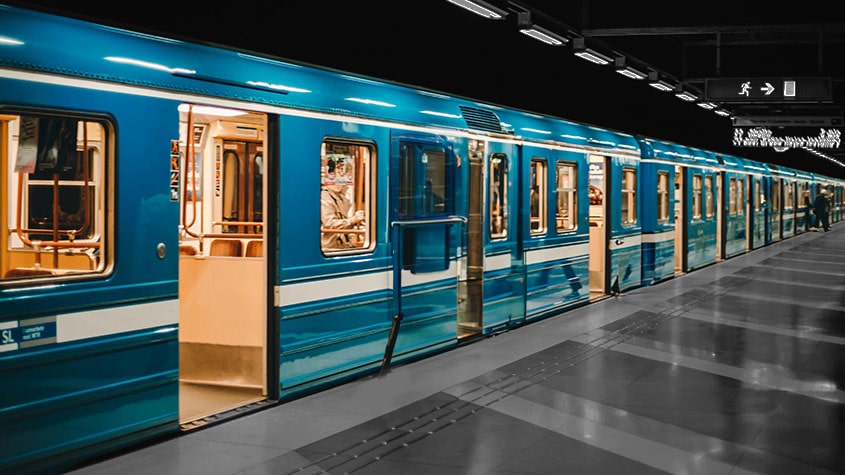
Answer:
[{"xmin": 446, "ymin": 0, "xmax": 508, "ymax": 20}]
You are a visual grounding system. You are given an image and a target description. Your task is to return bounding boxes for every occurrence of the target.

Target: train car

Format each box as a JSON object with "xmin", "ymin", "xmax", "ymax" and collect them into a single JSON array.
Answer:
[
  {"xmin": 0, "ymin": 5, "xmax": 650, "ymax": 473},
  {"xmin": 635, "ymin": 138, "xmax": 676, "ymax": 285},
  {"xmin": 2, "ymin": 5, "xmax": 845, "ymax": 474}
]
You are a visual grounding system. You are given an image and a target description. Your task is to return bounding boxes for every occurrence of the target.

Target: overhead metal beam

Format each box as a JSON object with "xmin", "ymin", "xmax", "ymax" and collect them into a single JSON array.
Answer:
[{"xmin": 582, "ymin": 24, "xmax": 845, "ymax": 37}]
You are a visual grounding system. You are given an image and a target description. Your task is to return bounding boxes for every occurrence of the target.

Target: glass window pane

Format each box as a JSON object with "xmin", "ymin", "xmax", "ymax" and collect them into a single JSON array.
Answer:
[
  {"xmin": 320, "ymin": 140, "xmax": 374, "ymax": 255},
  {"xmin": 489, "ymin": 153, "xmax": 508, "ymax": 238},
  {"xmin": 556, "ymin": 162, "xmax": 577, "ymax": 231},
  {"xmin": 530, "ymin": 159, "xmax": 547, "ymax": 235},
  {"xmin": 692, "ymin": 175, "xmax": 702, "ymax": 219},
  {"xmin": 657, "ymin": 171, "xmax": 669, "ymax": 222},
  {"xmin": 4, "ymin": 115, "xmax": 109, "ymax": 280}
]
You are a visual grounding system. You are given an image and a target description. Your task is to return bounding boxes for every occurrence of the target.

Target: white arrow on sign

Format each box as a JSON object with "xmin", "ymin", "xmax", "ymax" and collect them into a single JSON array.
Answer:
[{"xmin": 760, "ymin": 82, "xmax": 775, "ymax": 95}]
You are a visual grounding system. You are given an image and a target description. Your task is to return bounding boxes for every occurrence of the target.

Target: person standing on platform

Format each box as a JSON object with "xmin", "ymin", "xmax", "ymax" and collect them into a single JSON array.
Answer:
[
  {"xmin": 803, "ymin": 190, "xmax": 813, "ymax": 231},
  {"xmin": 813, "ymin": 189, "xmax": 830, "ymax": 232}
]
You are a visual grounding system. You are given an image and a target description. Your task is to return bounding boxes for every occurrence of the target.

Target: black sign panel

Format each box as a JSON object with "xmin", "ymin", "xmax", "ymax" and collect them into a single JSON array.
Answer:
[
  {"xmin": 732, "ymin": 127, "xmax": 841, "ymax": 149},
  {"xmin": 705, "ymin": 78, "xmax": 831, "ymax": 102}
]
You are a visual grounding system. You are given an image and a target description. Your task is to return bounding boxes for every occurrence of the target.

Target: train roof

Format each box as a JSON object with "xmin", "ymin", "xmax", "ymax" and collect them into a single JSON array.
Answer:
[
  {"xmin": 0, "ymin": 4, "xmax": 641, "ymax": 156},
  {"xmin": 636, "ymin": 137, "xmax": 721, "ymax": 167}
]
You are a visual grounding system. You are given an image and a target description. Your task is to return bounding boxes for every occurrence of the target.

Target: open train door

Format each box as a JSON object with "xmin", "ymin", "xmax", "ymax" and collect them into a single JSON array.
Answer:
[
  {"xmin": 588, "ymin": 154, "xmax": 608, "ymax": 298},
  {"xmin": 674, "ymin": 165, "xmax": 686, "ymax": 273},
  {"xmin": 176, "ymin": 105, "xmax": 270, "ymax": 429}
]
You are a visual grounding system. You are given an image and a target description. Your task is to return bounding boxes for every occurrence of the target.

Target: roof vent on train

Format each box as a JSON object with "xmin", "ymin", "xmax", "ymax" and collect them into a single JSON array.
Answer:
[{"xmin": 459, "ymin": 106, "xmax": 506, "ymax": 134}]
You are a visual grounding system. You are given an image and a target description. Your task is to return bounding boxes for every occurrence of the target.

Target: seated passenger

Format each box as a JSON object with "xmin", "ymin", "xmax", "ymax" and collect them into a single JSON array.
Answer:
[{"xmin": 321, "ymin": 179, "xmax": 364, "ymax": 249}]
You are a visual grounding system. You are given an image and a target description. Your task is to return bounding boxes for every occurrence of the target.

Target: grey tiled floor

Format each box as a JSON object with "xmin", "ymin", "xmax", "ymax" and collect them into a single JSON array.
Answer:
[{"xmin": 67, "ymin": 227, "xmax": 845, "ymax": 474}]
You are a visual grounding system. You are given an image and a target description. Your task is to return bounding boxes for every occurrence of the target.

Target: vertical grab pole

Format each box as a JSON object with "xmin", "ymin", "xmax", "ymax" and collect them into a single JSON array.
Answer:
[{"xmin": 381, "ymin": 223, "xmax": 404, "ymax": 376}]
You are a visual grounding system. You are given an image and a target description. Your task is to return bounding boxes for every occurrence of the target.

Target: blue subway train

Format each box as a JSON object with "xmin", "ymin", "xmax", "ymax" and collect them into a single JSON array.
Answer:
[{"xmin": 0, "ymin": 5, "xmax": 842, "ymax": 474}]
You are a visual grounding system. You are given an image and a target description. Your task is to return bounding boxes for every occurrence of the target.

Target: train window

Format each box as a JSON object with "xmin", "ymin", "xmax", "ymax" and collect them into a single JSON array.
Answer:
[
  {"xmin": 772, "ymin": 179, "xmax": 781, "ymax": 212},
  {"xmin": 219, "ymin": 141, "xmax": 263, "ymax": 234},
  {"xmin": 657, "ymin": 171, "xmax": 670, "ymax": 223},
  {"xmin": 398, "ymin": 141, "xmax": 452, "ymax": 218},
  {"xmin": 754, "ymin": 180, "xmax": 762, "ymax": 211},
  {"xmin": 736, "ymin": 178, "xmax": 744, "ymax": 214},
  {"xmin": 692, "ymin": 174, "xmax": 703, "ymax": 219},
  {"xmin": 729, "ymin": 178, "xmax": 738, "ymax": 215},
  {"xmin": 621, "ymin": 167, "xmax": 637, "ymax": 226},
  {"xmin": 784, "ymin": 182, "xmax": 794, "ymax": 210},
  {"xmin": 320, "ymin": 140, "xmax": 374, "ymax": 254},
  {"xmin": 705, "ymin": 175, "xmax": 714, "ymax": 218},
  {"xmin": 555, "ymin": 162, "xmax": 577, "ymax": 232},
  {"xmin": 529, "ymin": 159, "xmax": 547, "ymax": 235},
  {"xmin": 489, "ymin": 153, "xmax": 508, "ymax": 238},
  {"xmin": 2, "ymin": 114, "xmax": 110, "ymax": 281}
]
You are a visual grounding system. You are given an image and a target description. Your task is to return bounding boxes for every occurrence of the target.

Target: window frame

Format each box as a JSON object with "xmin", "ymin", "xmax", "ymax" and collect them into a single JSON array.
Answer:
[
  {"xmin": 657, "ymin": 170, "xmax": 670, "ymax": 223},
  {"xmin": 2, "ymin": 111, "xmax": 113, "ymax": 283},
  {"xmin": 555, "ymin": 161, "xmax": 578, "ymax": 232},
  {"xmin": 319, "ymin": 137, "xmax": 376, "ymax": 257},
  {"xmin": 488, "ymin": 152, "xmax": 508, "ymax": 239},
  {"xmin": 529, "ymin": 158, "xmax": 547, "ymax": 235},
  {"xmin": 621, "ymin": 167, "xmax": 637, "ymax": 226}
]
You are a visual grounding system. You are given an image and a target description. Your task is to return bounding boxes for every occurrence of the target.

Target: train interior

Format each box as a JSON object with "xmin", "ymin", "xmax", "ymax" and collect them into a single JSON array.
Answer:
[
  {"xmin": 176, "ymin": 104, "xmax": 269, "ymax": 428},
  {"xmin": 588, "ymin": 154, "xmax": 607, "ymax": 298}
]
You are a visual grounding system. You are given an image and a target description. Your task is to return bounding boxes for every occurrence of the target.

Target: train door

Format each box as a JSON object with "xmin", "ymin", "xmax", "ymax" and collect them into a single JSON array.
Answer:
[
  {"xmin": 392, "ymin": 132, "xmax": 464, "ymax": 341},
  {"xmin": 716, "ymin": 172, "xmax": 724, "ymax": 260},
  {"xmin": 476, "ymin": 141, "xmax": 523, "ymax": 331},
  {"xmin": 674, "ymin": 165, "xmax": 685, "ymax": 273},
  {"xmin": 771, "ymin": 177, "xmax": 782, "ymax": 241},
  {"xmin": 458, "ymin": 138, "xmax": 484, "ymax": 338},
  {"xmin": 176, "ymin": 104, "xmax": 269, "ymax": 429},
  {"xmin": 588, "ymin": 154, "xmax": 608, "ymax": 297}
]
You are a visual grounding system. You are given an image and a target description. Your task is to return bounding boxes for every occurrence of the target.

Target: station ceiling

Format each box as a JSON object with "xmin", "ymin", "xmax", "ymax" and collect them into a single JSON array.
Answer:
[{"xmin": 6, "ymin": 0, "xmax": 845, "ymax": 177}]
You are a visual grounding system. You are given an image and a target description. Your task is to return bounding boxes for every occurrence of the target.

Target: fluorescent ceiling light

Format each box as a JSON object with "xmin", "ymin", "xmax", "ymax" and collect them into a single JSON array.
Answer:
[
  {"xmin": 517, "ymin": 12, "xmax": 567, "ymax": 46},
  {"xmin": 649, "ymin": 80, "xmax": 673, "ymax": 91},
  {"xmin": 697, "ymin": 102, "xmax": 717, "ymax": 110},
  {"xmin": 714, "ymin": 109, "xmax": 731, "ymax": 117},
  {"xmin": 520, "ymin": 28, "xmax": 566, "ymax": 46},
  {"xmin": 345, "ymin": 97, "xmax": 396, "ymax": 107},
  {"xmin": 446, "ymin": 0, "xmax": 508, "ymax": 20},
  {"xmin": 614, "ymin": 57, "xmax": 646, "ymax": 80},
  {"xmin": 647, "ymin": 71, "xmax": 673, "ymax": 91},
  {"xmin": 674, "ymin": 87, "xmax": 697, "ymax": 102},
  {"xmin": 572, "ymin": 38, "xmax": 611, "ymax": 65}
]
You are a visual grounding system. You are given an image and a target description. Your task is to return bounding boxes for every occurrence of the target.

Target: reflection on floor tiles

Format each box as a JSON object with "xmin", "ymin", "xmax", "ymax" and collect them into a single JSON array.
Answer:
[{"xmin": 68, "ymin": 228, "xmax": 845, "ymax": 475}]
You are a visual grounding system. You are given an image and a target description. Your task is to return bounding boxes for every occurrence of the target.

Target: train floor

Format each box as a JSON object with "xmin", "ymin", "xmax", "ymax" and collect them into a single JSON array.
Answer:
[{"xmin": 67, "ymin": 227, "xmax": 845, "ymax": 475}]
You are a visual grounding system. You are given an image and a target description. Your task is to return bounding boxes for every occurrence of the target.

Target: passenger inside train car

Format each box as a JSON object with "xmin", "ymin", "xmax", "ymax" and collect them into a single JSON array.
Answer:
[{"xmin": 319, "ymin": 141, "xmax": 373, "ymax": 254}]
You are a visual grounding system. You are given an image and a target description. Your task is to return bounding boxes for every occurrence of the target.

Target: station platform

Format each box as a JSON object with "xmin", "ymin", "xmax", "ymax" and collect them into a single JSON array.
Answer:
[{"xmin": 68, "ymin": 226, "xmax": 844, "ymax": 475}]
